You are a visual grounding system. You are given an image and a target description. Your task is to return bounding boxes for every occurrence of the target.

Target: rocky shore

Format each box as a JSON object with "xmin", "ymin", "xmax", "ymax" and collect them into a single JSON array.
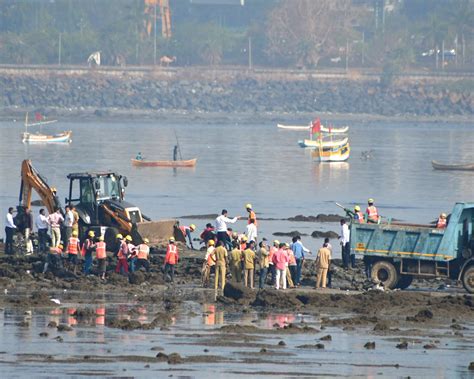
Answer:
[{"xmin": 1, "ymin": 67, "xmax": 473, "ymax": 119}]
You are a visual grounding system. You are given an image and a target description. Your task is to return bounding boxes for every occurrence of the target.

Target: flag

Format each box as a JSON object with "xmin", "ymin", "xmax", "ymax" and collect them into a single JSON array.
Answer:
[
  {"xmin": 34, "ymin": 112, "xmax": 43, "ymax": 122},
  {"xmin": 311, "ymin": 118, "xmax": 321, "ymax": 139}
]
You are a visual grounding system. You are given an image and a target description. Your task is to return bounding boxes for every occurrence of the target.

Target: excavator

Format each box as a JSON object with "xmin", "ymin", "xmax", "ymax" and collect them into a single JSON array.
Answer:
[{"xmin": 17, "ymin": 160, "xmax": 181, "ymax": 251}]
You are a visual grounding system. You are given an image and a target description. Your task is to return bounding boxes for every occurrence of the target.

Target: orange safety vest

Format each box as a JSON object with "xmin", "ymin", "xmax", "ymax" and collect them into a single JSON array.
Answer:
[
  {"xmin": 355, "ymin": 211, "xmax": 365, "ymax": 223},
  {"xmin": 436, "ymin": 217, "xmax": 447, "ymax": 229},
  {"xmin": 240, "ymin": 242, "xmax": 247, "ymax": 252},
  {"xmin": 366, "ymin": 206, "xmax": 379, "ymax": 221},
  {"xmin": 288, "ymin": 250, "xmax": 296, "ymax": 265},
  {"xmin": 206, "ymin": 247, "xmax": 216, "ymax": 266},
  {"xmin": 268, "ymin": 246, "xmax": 277, "ymax": 264},
  {"xmin": 248, "ymin": 210, "xmax": 257, "ymax": 226},
  {"xmin": 117, "ymin": 241, "xmax": 128, "ymax": 259},
  {"xmin": 137, "ymin": 244, "xmax": 150, "ymax": 260},
  {"xmin": 165, "ymin": 244, "xmax": 178, "ymax": 265},
  {"xmin": 96, "ymin": 241, "xmax": 107, "ymax": 259},
  {"xmin": 68, "ymin": 237, "xmax": 80, "ymax": 254}
]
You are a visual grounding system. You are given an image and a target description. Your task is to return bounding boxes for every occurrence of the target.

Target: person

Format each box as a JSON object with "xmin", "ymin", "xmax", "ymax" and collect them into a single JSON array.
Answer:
[
  {"xmin": 43, "ymin": 243, "xmax": 63, "ymax": 273},
  {"xmin": 246, "ymin": 218, "xmax": 258, "ymax": 244},
  {"xmin": 67, "ymin": 230, "xmax": 81, "ymax": 274},
  {"xmin": 83, "ymin": 231, "xmax": 96, "ymax": 275},
  {"xmin": 242, "ymin": 241, "xmax": 256, "ymax": 289},
  {"xmin": 36, "ymin": 208, "xmax": 49, "ymax": 253},
  {"xmin": 291, "ymin": 235, "xmax": 310, "ymax": 286},
  {"xmin": 179, "ymin": 224, "xmax": 196, "ymax": 249},
  {"xmin": 202, "ymin": 239, "xmax": 216, "ymax": 287},
  {"xmin": 436, "ymin": 213, "xmax": 447, "ymax": 229},
  {"xmin": 286, "ymin": 243, "xmax": 296, "ymax": 288},
  {"xmin": 272, "ymin": 242, "xmax": 289, "ymax": 290},
  {"xmin": 366, "ymin": 198, "xmax": 379, "ymax": 223},
  {"xmin": 164, "ymin": 236, "xmax": 179, "ymax": 282},
  {"xmin": 215, "ymin": 209, "xmax": 240, "ymax": 250},
  {"xmin": 213, "ymin": 240, "xmax": 228, "ymax": 292},
  {"xmin": 268, "ymin": 240, "xmax": 279, "ymax": 285},
  {"xmin": 258, "ymin": 240, "xmax": 270, "ymax": 289},
  {"xmin": 323, "ymin": 238, "xmax": 333, "ymax": 288},
  {"xmin": 135, "ymin": 238, "xmax": 151, "ymax": 272},
  {"xmin": 315, "ymin": 242, "xmax": 332, "ymax": 289},
  {"xmin": 63, "ymin": 205, "xmax": 74, "ymax": 253},
  {"xmin": 136, "ymin": 152, "xmax": 143, "ymax": 160},
  {"xmin": 5, "ymin": 207, "xmax": 16, "ymax": 255},
  {"xmin": 115, "ymin": 234, "xmax": 129, "ymax": 275},
  {"xmin": 354, "ymin": 205, "xmax": 365, "ymax": 223},
  {"xmin": 95, "ymin": 235, "xmax": 107, "ymax": 279},
  {"xmin": 71, "ymin": 206, "xmax": 80, "ymax": 235},
  {"xmin": 125, "ymin": 235, "xmax": 137, "ymax": 272},
  {"xmin": 245, "ymin": 204, "xmax": 257, "ymax": 227},
  {"xmin": 239, "ymin": 235, "xmax": 248, "ymax": 252},
  {"xmin": 48, "ymin": 208, "xmax": 64, "ymax": 248},
  {"xmin": 229, "ymin": 241, "xmax": 242, "ymax": 282},
  {"xmin": 200, "ymin": 223, "xmax": 215, "ymax": 246},
  {"xmin": 24, "ymin": 208, "xmax": 34, "ymax": 255},
  {"xmin": 339, "ymin": 219, "xmax": 352, "ymax": 269},
  {"xmin": 173, "ymin": 145, "xmax": 178, "ymax": 161}
]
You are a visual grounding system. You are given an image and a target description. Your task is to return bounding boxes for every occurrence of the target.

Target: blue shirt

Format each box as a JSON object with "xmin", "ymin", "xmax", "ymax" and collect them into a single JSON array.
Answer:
[{"xmin": 291, "ymin": 240, "xmax": 309, "ymax": 259}]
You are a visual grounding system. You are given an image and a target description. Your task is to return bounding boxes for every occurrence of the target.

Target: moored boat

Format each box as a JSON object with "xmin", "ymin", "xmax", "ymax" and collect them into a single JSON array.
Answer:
[
  {"xmin": 298, "ymin": 137, "xmax": 348, "ymax": 148},
  {"xmin": 22, "ymin": 130, "xmax": 72, "ymax": 144},
  {"xmin": 312, "ymin": 143, "xmax": 350, "ymax": 162},
  {"xmin": 131, "ymin": 158, "xmax": 197, "ymax": 168},
  {"xmin": 277, "ymin": 123, "xmax": 349, "ymax": 133},
  {"xmin": 432, "ymin": 160, "xmax": 474, "ymax": 171},
  {"xmin": 277, "ymin": 124, "xmax": 310, "ymax": 130}
]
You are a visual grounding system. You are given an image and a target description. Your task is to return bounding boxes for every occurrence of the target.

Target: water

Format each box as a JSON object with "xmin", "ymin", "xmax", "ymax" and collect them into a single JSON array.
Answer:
[{"xmin": 1, "ymin": 119, "xmax": 473, "ymax": 253}]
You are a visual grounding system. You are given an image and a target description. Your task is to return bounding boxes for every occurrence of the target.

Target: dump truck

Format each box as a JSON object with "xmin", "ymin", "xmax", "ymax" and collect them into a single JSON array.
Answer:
[
  {"xmin": 350, "ymin": 202, "xmax": 474, "ymax": 293},
  {"xmin": 17, "ymin": 160, "xmax": 181, "ymax": 250}
]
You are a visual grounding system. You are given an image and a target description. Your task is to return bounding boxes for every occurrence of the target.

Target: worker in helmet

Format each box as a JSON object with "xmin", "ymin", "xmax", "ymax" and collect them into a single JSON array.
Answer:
[
  {"xmin": 245, "ymin": 204, "xmax": 257, "ymax": 227},
  {"xmin": 136, "ymin": 238, "xmax": 151, "ymax": 272},
  {"xmin": 43, "ymin": 243, "xmax": 64, "ymax": 273},
  {"xmin": 436, "ymin": 213, "xmax": 448, "ymax": 229},
  {"xmin": 179, "ymin": 223, "xmax": 196, "ymax": 250},
  {"xmin": 115, "ymin": 233, "xmax": 129, "ymax": 275},
  {"xmin": 164, "ymin": 237, "xmax": 179, "ymax": 282},
  {"xmin": 125, "ymin": 235, "xmax": 137, "ymax": 272},
  {"xmin": 202, "ymin": 239, "xmax": 216, "ymax": 287},
  {"xmin": 67, "ymin": 230, "xmax": 81, "ymax": 274},
  {"xmin": 366, "ymin": 198, "xmax": 380, "ymax": 223},
  {"xmin": 354, "ymin": 205, "xmax": 365, "ymax": 223},
  {"xmin": 229, "ymin": 240, "xmax": 242, "ymax": 282},
  {"xmin": 83, "ymin": 230, "xmax": 96, "ymax": 275},
  {"xmin": 95, "ymin": 235, "xmax": 107, "ymax": 280}
]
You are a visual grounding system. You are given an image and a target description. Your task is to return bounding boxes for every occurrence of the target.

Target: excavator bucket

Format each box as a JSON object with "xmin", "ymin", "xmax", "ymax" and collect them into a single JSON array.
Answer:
[{"xmin": 134, "ymin": 219, "xmax": 185, "ymax": 245}]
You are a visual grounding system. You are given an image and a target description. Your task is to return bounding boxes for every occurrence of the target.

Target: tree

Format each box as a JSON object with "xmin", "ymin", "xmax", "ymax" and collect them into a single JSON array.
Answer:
[{"xmin": 264, "ymin": 0, "xmax": 359, "ymax": 68}]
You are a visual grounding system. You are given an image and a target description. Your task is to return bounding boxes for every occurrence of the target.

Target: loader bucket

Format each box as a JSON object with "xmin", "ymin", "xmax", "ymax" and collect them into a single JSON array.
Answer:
[{"xmin": 134, "ymin": 219, "xmax": 184, "ymax": 245}]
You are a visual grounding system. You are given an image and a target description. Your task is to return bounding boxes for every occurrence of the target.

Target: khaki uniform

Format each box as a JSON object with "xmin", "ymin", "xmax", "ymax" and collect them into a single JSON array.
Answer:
[
  {"xmin": 242, "ymin": 248, "xmax": 255, "ymax": 289},
  {"xmin": 213, "ymin": 246, "xmax": 228, "ymax": 290},
  {"xmin": 230, "ymin": 248, "xmax": 242, "ymax": 282},
  {"xmin": 315, "ymin": 247, "xmax": 331, "ymax": 288}
]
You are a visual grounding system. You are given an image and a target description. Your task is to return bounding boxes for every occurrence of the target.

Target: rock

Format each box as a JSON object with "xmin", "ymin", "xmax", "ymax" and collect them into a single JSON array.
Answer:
[
  {"xmin": 151, "ymin": 346, "xmax": 164, "ymax": 351},
  {"xmin": 423, "ymin": 344, "xmax": 437, "ymax": 349},
  {"xmin": 396, "ymin": 342, "xmax": 408, "ymax": 349},
  {"xmin": 54, "ymin": 336, "xmax": 64, "ymax": 342},
  {"xmin": 253, "ymin": 289, "xmax": 302, "ymax": 308},
  {"xmin": 311, "ymin": 231, "xmax": 339, "ymax": 239},
  {"xmin": 129, "ymin": 272, "xmax": 146, "ymax": 285},
  {"xmin": 373, "ymin": 322, "xmax": 390, "ymax": 331},
  {"xmin": 17, "ymin": 321, "xmax": 29, "ymax": 327},
  {"xmin": 468, "ymin": 362, "xmax": 474, "ymax": 371},
  {"xmin": 156, "ymin": 352, "xmax": 168, "ymax": 361},
  {"xmin": 259, "ymin": 348, "xmax": 267, "ymax": 353},
  {"xmin": 39, "ymin": 332, "xmax": 49, "ymax": 337},
  {"xmin": 223, "ymin": 282, "xmax": 255, "ymax": 301},
  {"xmin": 107, "ymin": 319, "xmax": 143, "ymax": 330},
  {"xmin": 278, "ymin": 340, "xmax": 286, "ymax": 346},
  {"xmin": 451, "ymin": 323, "xmax": 466, "ymax": 330},
  {"xmin": 364, "ymin": 342, "xmax": 376, "ymax": 349},
  {"xmin": 73, "ymin": 308, "xmax": 96, "ymax": 319},
  {"xmin": 47, "ymin": 321, "xmax": 57, "ymax": 328},
  {"xmin": 406, "ymin": 309, "xmax": 433, "ymax": 322},
  {"xmin": 167, "ymin": 353, "xmax": 182, "ymax": 364},
  {"xmin": 273, "ymin": 231, "xmax": 308, "ymax": 237},
  {"xmin": 57, "ymin": 324, "xmax": 73, "ymax": 332},
  {"xmin": 320, "ymin": 334, "xmax": 332, "ymax": 341},
  {"xmin": 296, "ymin": 343, "xmax": 325, "ymax": 349},
  {"xmin": 288, "ymin": 214, "xmax": 346, "ymax": 223}
]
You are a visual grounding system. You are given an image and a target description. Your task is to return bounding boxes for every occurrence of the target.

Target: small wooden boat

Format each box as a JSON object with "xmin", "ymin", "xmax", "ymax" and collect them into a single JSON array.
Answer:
[
  {"xmin": 277, "ymin": 124, "xmax": 310, "ymax": 131},
  {"xmin": 22, "ymin": 130, "xmax": 72, "ymax": 143},
  {"xmin": 432, "ymin": 161, "xmax": 474, "ymax": 171},
  {"xmin": 298, "ymin": 137, "xmax": 348, "ymax": 148},
  {"xmin": 131, "ymin": 158, "xmax": 197, "ymax": 168},
  {"xmin": 277, "ymin": 123, "xmax": 349, "ymax": 133},
  {"xmin": 312, "ymin": 143, "xmax": 350, "ymax": 162}
]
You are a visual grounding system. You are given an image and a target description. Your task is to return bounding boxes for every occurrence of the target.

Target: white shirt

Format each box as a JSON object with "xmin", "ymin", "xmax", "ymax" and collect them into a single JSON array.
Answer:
[
  {"xmin": 340, "ymin": 223, "xmax": 350, "ymax": 244},
  {"xmin": 215, "ymin": 215, "xmax": 238, "ymax": 232},
  {"xmin": 36, "ymin": 214, "xmax": 49, "ymax": 230},
  {"xmin": 5, "ymin": 213, "xmax": 16, "ymax": 228},
  {"xmin": 246, "ymin": 223, "xmax": 257, "ymax": 242},
  {"xmin": 64, "ymin": 210, "xmax": 74, "ymax": 227}
]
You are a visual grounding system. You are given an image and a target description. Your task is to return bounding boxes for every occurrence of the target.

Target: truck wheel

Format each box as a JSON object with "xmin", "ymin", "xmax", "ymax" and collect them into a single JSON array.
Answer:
[
  {"xmin": 371, "ymin": 261, "xmax": 399, "ymax": 289},
  {"xmin": 104, "ymin": 227, "xmax": 119, "ymax": 252},
  {"xmin": 462, "ymin": 266, "xmax": 474, "ymax": 293},
  {"xmin": 395, "ymin": 275, "xmax": 413, "ymax": 290}
]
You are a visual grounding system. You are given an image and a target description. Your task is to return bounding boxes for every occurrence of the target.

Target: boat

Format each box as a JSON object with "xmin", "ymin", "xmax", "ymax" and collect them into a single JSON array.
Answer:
[
  {"xmin": 131, "ymin": 158, "xmax": 197, "ymax": 168},
  {"xmin": 432, "ymin": 161, "xmax": 474, "ymax": 171},
  {"xmin": 298, "ymin": 137, "xmax": 348, "ymax": 148},
  {"xmin": 312, "ymin": 142, "xmax": 350, "ymax": 162},
  {"xmin": 21, "ymin": 112, "xmax": 72, "ymax": 144},
  {"xmin": 277, "ymin": 123, "xmax": 349, "ymax": 133}
]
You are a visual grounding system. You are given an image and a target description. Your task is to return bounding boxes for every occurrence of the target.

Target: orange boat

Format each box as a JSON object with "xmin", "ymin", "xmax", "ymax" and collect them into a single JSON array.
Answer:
[{"xmin": 131, "ymin": 158, "xmax": 197, "ymax": 168}]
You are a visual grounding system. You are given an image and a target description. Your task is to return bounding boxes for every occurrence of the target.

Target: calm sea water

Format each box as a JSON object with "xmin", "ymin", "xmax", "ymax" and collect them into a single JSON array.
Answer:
[{"xmin": 1, "ymin": 119, "xmax": 473, "ymax": 252}]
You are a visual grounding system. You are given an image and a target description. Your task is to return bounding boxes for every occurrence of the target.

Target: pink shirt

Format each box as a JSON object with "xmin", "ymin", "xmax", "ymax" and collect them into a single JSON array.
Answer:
[
  {"xmin": 48, "ymin": 212, "xmax": 64, "ymax": 228},
  {"xmin": 272, "ymin": 248, "xmax": 289, "ymax": 270}
]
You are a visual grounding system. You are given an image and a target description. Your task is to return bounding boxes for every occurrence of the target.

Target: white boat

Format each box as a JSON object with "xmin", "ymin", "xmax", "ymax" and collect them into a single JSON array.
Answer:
[
  {"xmin": 277, "ymin": 123, "xmax": 310, "ymax": 131},
  {"xmin": 298, "ymin": 137, "xmax": 348, "ymax": 148},
  {"xmin": 312, "ymin": 142, "xmax": 350, "ymax": 162},
  {"xmin": 277, "ymin": 123, "xmax": 349, "ymax": 133},
  {"xmin": 22, "ymin": 112, "xmax": 72, "ymax": 144}
]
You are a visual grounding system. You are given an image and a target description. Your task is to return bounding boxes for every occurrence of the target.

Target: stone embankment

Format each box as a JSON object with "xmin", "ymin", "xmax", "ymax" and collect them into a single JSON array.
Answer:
[{"xmin": 1, "ymin": 66, "xmax": 472, "ymax": 117}]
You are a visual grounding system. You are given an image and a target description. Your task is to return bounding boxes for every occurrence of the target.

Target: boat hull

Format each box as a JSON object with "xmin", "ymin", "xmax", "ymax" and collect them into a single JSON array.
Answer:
[
  {"xmin": 277, "ymin": 124, "xmax": 349, "ymax": 133},
  {"xmin": 298, "ymin": 137, "xmax": 348, "ymax": 148},
  {"xmin": 432, "ymin": 160, "xmax": 474, "ymax": 171},
  {"xmin": 131, "ymin": 158, "xmax": 197, "ymax": 167},
  {"xmin": 22, "ymin": 131, "xmax": 72, "ymax": 143},
  {"xmin": 312, "ymin": 143, "xmax": 350, "ymax": 162}
]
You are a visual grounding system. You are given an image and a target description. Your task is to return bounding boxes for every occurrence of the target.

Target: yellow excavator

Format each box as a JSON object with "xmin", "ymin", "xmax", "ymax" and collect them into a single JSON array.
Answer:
[{"xmin": 17, "ymin": 160, "xmax": 182, "ymax": 250}]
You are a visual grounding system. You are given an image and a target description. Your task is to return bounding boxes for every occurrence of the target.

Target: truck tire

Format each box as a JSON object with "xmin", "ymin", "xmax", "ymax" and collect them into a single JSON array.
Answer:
[
  {"xmin": 371, "ymin": 260, "xmax": 399, "ymax": 289},
  {"xmin": 462, "ymin": 266, "xmax": 474, "ymax": 293},
  {"xmin": 395, "ymin": 275, "xmax": 413, "ymax": 290},
  {"xmin": 104, "ymin": 227, "xmax": 119, "ymax": 252}
]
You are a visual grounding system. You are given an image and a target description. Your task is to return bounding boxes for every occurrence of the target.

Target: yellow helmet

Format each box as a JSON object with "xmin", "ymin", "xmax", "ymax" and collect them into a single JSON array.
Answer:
[
  {"xmin": 368, "ymin": 198, "xmax": 374, "ymax": 204},
  {"xmin": 116, "ymin": 233, "xmax": 123, "ymax": 239},
  {"xmin": 51, "ymin": 187, "xmax": 57, "ymax": 192},
  {"xmin": 88, "ymin": 231, "xmax": 95, "ymax": 237},
  {"xmin": 190, "ymin": 224, "xmax": 196, "ymax": 231},
  {"xmin": 72, "ymin": 230, "xmax": 78, "ymax": 237},
  {"xmin": 441, "ymin": 213, "xmax": 447, "ymax": 218},
  {"xmin": 143, "ymin": 238, "xmax": 149, "ymax": 243},
  {"xmin": 274, "ymin": 240, "xmax": 280, "ymax": 245},
  {"xmin": 354, "ymin": 205, "xmax": 361, "ymax": 212},
  {"xmin": 98, "ymin": 235, "xmax": 104, "ymax": 241},
  {"xmin": 58, "ymin": 244, "xmax": 63, "ymax": 250},
  {"xmin": 208, "ymin": 240, "xmax": 215, "ymax": 246},
  {"xmin": 241, "ymin": 236, "xmax": 248, "ymax": 242},
  {"xmin": 284, "ymin": 243, "xmax": 290, "ymax": 248},
  {"xmin": 169, "ymin": 236, "xmax": 175, "ymax": 242},
  {"xmin": 245, "ymin": 203, "xmax": 252, "ymax": 209},
  {"xmin": 125, "ymin": 235, "xmax": 132, "ymax": 242}
]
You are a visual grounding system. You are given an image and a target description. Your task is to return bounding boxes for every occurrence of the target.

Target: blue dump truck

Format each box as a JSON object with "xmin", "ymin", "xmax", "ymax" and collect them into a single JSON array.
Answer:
[{"xmin": 350, "ymin": 202, "xmax": 474, "ymax": 293}]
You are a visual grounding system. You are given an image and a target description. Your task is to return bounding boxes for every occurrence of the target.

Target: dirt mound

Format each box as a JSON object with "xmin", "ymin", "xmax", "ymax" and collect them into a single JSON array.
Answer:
[
  {"xmin": 406, "ymin": 309, "xmax": 434, "ymax": 322},
  {"xmin": 129, "ymin": 272, "xmax": 146, "ymax": 285},
  {"xmin": 224, "ymin": 282, "xmax": 255, "ymax": 302},
  {"xmin": 252, "ymin": 289, "xmax": 303, "ymax": 308}
]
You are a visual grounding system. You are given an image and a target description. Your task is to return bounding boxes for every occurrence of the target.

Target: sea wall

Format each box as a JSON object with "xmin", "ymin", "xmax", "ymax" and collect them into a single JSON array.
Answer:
[{"xmin": 1, "ymin": 66, "xmax": 472, "ymax": 117}]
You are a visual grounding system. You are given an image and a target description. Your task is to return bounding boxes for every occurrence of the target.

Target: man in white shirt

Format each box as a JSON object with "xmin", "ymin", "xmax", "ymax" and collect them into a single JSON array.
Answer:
[
  {"xmin": 36, "ymin": 208, "xmax": 50, "ymax": 253},
  {"xmin": 246, "ymin": 218, "xmax": 257, "ymax": 244},
  {"xmin": 215, "ymin": 209, "xmax": 240, "ymax": 250},
  {"xmin": 339, "ymin": 219, "xmax": 351, "ymax": 269},
  {"xmin": 63, "ymin": 205, "xmax": 74, "ymax": 252},
  {"xmin": 5, "ymin": 207, "xmax": 16, "ymax": 255}
]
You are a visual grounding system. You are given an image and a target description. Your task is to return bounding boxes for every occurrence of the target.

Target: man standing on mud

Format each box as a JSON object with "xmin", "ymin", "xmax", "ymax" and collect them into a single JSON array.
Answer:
[
  {"xmin": 215, "ymin": 209, "xmax": 240, "ymax": 250},
  {"xmin": 242, "ymin": 241, "xmax": 256, "ymax": 289},
  {"xmin": 272, "ymin": 242, "xmax": 289, "ymax": 290},
  {"xmin": 229, "ymin": 241, "xmax": 242, "ymax": 282},
  {"xmin": 4, "ymin": 207, "xmax": 16, "ymax": 255},
  {"xmin": 258, "ymin": 240, "xmax": 270, "ymax": 289},
  {"xmin": 48, "ymin": 208, "xmax": 64, "ymax": 248},
  {"xmin": 315, "ymin": 242, "xmax": 331, "ymax": 289},
  {"xmin": 63, "ymin": 205, "xmax": 74, "ymax": 253},
  {"xmin": 339, "ymin": 219, "xmax": 351, "ymax": 269},
  {"xmin": 213, "ymin": 240, "xmax": 228, "ymax": 292},
  {"xmin": 115, "ymin": 234, "xmax": 129, "ymax": 275},
  {"xmin": 36, "ymin": 208, "xmax": 49, "ymax": 253},
  {"xmin": 291, "ymin": 235, "xmax": 310, "ymax": 286}
]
